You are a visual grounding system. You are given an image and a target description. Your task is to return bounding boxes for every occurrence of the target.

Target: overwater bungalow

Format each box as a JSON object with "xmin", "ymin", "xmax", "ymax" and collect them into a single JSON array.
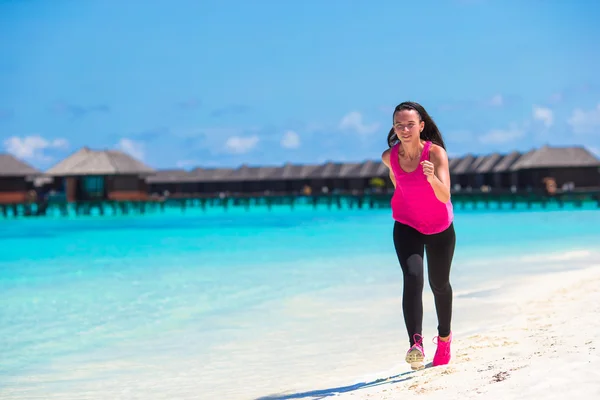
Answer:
[
  {"xmin": 451, "ymin": 154, "xmax": 476, "ymax": 190},
  {"xmin": 490, "ymin": 151, "xmax": 523, "ymax": 190},
  {"xmin": 472, "ymin": 153, "xmax": 503, "ymax": 189},
  {"xmin": 0, "ymin": 153, "xmax": 40, "ymax": 204},
  {"xmin": 306, "ymin": 161, "xmax": 345, "ymax": 193},
  {"xmin": 144, "ymin": 159, "xmax": 393, "ymax": 197},
  {"xmin": 45, "ymin": 147, "xmax": 155, "ymax": 202},
  {"xmin": 223, "ymin": 165, "xmax": 282, "ymax": 194},
  {"xmin": 146, "ymin": 169, "xmax": 196, "ymax": 197},
  {"xmin": 267, "ymin": 163, "xmax": 320, "ymax": 194},
  {"xmin": 338, "ymin": 160, "xmax": 391, "ymax": 193},
  {"xmin": 509, "ymin": 145, "xmax": 600, "ymax": 191},
  {"xmin": 140, "ymin": 145, "xmax": 600, "ymax": 199},
  {"xmin": 448, "ymin": 157, "xmax": 461, "ymax": 173},
  {"xmin": 462, "ymin": 154, "xmax": 489, "ymax": 188},
  {"xmin": 188, "ymin": 167, "xmax": 236, "ymax": 195}
]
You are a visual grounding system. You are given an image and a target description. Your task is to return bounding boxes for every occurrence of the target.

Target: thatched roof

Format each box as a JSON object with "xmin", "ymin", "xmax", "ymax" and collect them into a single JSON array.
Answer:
[
  {"xmin": 448, "ymin": 157, "xmax": 461, "ymax": 171},
  {"xmin": 492, "ymin": 151, "xmax": 522, "ymax": 173},
  {"xmin": 146, "ymin": 169, "xmax": 193, "ymax": 183},
  {"xmin": 45, "ymin": 147, "xmax": 155, "ymax": 176},
  {"xmin": 188, "ymin": 167, "xmax": 236, "ymax": 182},
  {"xmin": 375, "ymin": 161, "xmax": 389, "ymax": 177},
  {"xmin": 474, "ymin": 153, "xmax": 503, "ymax": 173},
  {"xmin": 269, "ymin": 163, "xmax": 318, "ymax": 180},
  {"xmin": 140, "ymin": 145, "xmax": 600, "ymax": 185},
  {"xmin": 510, "ymin": 145, "xmax": 600, "ymax": 170},
  {"xmin": 227, "ymin": 165, "xmax": 280, "ymax": 181},
  {"xmin": 307, "ymin": 162, "xmax": 345, "ymax": 179},
  {"xmin": 451, "ymin": 154, "xmax": 476, "ymax": 174},
  {"xmin": 466, "ymin": 155, "xmax": 488, "ymax": 174},
  {"xmin": 350, "ymin": 160, "xmax": 387, "ymax": 178},
  {"xmin": 338, "ymin": 162, "xmax": 362, "ymax": 178},
  {"xmin": 0, "ymin": 153, "xmax": 41, "ymax": 177}
]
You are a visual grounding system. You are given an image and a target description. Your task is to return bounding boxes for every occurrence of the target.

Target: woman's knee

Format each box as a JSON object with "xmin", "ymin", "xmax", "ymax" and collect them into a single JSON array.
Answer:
[
  {"xmin": 403, "ymin": 254, "xmax": 424, "ymax": 278},
  {"xmin": 429, "ymin": 279, "xmax": 452, "ymax": 295}
]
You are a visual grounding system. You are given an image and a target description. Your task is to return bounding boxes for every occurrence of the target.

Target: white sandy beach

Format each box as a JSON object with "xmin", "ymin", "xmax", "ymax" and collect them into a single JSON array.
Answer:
[{"xmin": 266, "ymin": 263, "xmax": 600, "ymax": 400}]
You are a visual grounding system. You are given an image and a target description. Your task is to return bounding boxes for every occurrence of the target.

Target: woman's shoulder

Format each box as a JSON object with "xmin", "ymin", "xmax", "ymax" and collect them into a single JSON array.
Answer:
[
  {"xmin": 382, "ymin": 143, "xmax": 400, "ymax": 166},
  {"xmin": 428, "ymin": 142, "xmax": 448, "ymax": 162},
  {"xmin": 381, "ymin": 148, "xmax": 392, "ymax": 166}
]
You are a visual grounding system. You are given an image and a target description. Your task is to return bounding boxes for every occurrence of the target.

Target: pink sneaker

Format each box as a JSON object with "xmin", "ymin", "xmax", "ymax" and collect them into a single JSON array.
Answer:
[
  {"xmin": 405, "ymin": 334, "xmax": 425, "ymax": 370},
  {"xmin": 432, "ymin": 332, "xmax": 452, "ymax": 366}
]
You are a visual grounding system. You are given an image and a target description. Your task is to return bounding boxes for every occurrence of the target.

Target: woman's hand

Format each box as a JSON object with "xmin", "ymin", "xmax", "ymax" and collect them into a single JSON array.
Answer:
[{"xmin": 420, "ymin": 160, "xmax": 435, "ymax": 183}]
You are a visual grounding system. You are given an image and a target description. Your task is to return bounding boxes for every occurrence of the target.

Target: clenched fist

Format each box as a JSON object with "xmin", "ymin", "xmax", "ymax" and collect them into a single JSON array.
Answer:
[{"xmin": 420, "ymin": 160, "xmax": 435, "ymax": 183}]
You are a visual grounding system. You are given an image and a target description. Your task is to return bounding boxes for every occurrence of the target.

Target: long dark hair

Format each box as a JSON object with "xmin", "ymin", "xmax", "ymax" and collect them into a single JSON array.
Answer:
[{"xmin": 386, "ymin": 101, "xmax": 446, "ymax": 149}]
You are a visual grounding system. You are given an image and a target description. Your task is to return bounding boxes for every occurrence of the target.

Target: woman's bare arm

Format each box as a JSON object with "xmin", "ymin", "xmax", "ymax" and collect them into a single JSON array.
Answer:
[
  {"xmin": 381, "ymin": 149, "xmax": 396, "ymax": 188},
  {"xmin": 426, "ymin": 144, "xmax": 451, "ymax": 203}
]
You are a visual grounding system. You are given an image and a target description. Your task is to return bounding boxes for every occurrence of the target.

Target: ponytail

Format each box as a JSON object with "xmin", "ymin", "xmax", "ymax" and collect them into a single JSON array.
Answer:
[{"xmin": 387, "ymin": 128, "xmax": 398, "ymax": 148}]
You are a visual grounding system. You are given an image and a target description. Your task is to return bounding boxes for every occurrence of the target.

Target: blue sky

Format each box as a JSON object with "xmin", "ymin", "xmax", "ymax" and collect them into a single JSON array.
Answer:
[{"xmin": 1, "ymin": 0, "xmax": 599, "ymax": 170}]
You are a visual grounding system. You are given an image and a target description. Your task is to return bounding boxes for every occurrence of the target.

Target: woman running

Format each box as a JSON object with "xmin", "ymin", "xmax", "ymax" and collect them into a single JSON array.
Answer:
[{"xmin": 381, "ymin": 101, "xmax": 455, "ymax": 370}]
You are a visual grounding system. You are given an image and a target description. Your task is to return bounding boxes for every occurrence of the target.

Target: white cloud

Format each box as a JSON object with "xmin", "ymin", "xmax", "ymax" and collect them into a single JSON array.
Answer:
[
  {"xmin": 488, "ymin": 94, "xmax": 504, "ymax": 107},
  {"xmin": 479, "ymin": 124, "xmax": 525, "ymax": 144},
  {"xmin": 225, "ymin": 135, "xmax": 259, "ymax": 154},
  {"xmin": 567, "ymin": 103, "xmax": 600, "ymax": 134},
  {"xmin": 52, "ymin": 138, "xmax": 69, "ymax": 148},
  {"xmin": 532, "ymin": 105, "xmax": 554, "ymax": 128},
  {"xmin": 3, "ymin": 135, "xmax": 69, "ymax": 161},
  {"xmin": 280, "ymin": 130, "xmax": 300, "ymax": 149},
  {"xmin": 117, "ymin": 138, "xmax": 145, "ymax": 160},
  {"xmin": 339, "ymin": 111, "xmax": 380, "ymax": 135}
]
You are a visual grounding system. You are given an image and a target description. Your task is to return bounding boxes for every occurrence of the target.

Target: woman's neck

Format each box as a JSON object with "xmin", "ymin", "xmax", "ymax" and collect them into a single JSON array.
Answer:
[{"xmin": 402, "ymin": 140, "xmax": 423, "ymax": 161}]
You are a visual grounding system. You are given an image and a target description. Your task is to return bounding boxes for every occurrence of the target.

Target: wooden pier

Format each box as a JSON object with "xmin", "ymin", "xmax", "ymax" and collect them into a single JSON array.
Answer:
[{"xmin": 1, "ymin": 188, "xmax": 600, "ymax": 219}]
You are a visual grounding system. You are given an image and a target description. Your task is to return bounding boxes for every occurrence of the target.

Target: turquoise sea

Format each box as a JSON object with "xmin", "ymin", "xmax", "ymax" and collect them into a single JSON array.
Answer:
[{"xmin": 1, "ymin": 202, "xmax": 600, "ymax": 399}]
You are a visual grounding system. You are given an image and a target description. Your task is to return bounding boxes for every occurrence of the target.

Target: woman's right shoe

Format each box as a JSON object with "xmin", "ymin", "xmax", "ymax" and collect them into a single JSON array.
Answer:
[
  {"xmin": 432, "ymin": 332, "xmax": 452, "ymax": 366},
  {"xmin": 405, "ymin": 333, "xmax": 425, "ymax": 370}
]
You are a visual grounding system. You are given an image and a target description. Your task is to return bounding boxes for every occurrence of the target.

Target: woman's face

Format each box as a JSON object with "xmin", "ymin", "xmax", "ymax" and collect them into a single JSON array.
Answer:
[{"xmin": 393, "ymin": 109, "xmax": 424, "ymax": 144}]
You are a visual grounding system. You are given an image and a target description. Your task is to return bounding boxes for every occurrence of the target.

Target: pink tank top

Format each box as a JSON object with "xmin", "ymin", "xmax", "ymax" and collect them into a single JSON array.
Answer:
[{"xmin": 390, "ymin": 141, "xmax": 454, "ymax": 235}]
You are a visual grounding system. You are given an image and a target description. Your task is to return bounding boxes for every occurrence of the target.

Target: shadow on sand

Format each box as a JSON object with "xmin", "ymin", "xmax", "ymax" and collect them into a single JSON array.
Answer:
[{"xmin": 256, "ymin": 362, "xmax": 433, "ymax": 400}]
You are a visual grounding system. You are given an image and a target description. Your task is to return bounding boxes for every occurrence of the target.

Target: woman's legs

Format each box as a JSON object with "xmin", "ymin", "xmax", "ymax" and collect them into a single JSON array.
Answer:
[
  {"xmin": 393, "ymin": 221, "xmax": 425, "ymax": 347},
  {"xmin": 424, "ymin": 223, "xmax": 456, "ymax": 338}
]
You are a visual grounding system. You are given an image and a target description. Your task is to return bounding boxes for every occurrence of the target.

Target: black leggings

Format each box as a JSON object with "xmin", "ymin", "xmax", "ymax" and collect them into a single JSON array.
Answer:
[{"xmin": 393, "ymin": 221, "xmax": 456, "ymax": 346}]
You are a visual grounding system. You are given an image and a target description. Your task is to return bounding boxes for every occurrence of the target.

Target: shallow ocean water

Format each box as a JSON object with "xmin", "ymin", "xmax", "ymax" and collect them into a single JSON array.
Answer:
[{"xmin": 1, "ymin": 203, "xmax": 599, "ymax": 399}]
